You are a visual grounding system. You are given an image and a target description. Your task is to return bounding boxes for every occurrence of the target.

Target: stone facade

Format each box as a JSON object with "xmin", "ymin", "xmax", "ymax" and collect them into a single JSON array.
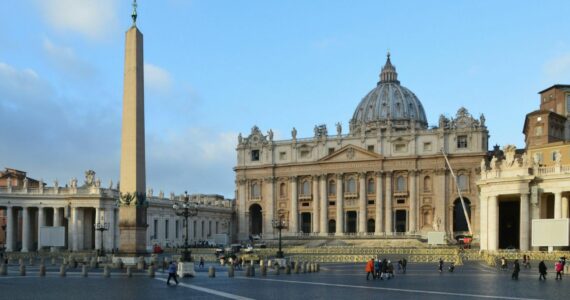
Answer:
[{"xmin": 235, "ymin": 55, "xmax": 488, "ymax": 241}]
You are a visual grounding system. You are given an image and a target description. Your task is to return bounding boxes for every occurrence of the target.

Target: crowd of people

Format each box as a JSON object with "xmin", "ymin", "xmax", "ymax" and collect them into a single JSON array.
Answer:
[
  {"xmin": 365, "ymin": 257, "xmax": 407, "ymax": 280},
  {"xmin": 499, "ymin": 255, "xmax": 566, "ymax": 281}
]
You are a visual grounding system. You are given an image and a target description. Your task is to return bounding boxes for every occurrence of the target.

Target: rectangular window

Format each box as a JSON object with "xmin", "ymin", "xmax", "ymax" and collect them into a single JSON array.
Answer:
[
  {"xmin": 535, "ymin": 126, "xmax": 543, "ymax": 136},
  {"xmin": 302, "ymin": 203, "xmax": 309, "ymax": 207},
  {"xmin": 394, "ymin": 144, "xmax": 407, "ymax": 152},
  {"xmin": 329, "ymin": 201, "xmax": 336, "ymax": 206},
  {"xmin": 279, "ymin": 151, "xmax": 287, "ymax": 160},
  {"xmin": 175, "ymin": 220, "xmax": 179, "ymax": 239},
  {"xmin": 251, "ymin": 149, "xmax": 260, "ymax": 161},
  {"xmin": 165, "ymin": 220, "xmax": 169, "ymax": 239},
  {"xmin": 457, "ymin": 136, "xmax": 468, "ymax": 148},
  {"xmin": 300, "ymin": 150, "xmax": 310, "ymax": 158},
  {"xmin": 536, "ymin": 152, "xmax": 544, "ymax": 164},
  {"xmin": 328, "ymin": 148, "xmax": 335, "ymax": 155},
  {"xmin": 552, "ymin": 151, "xmax": 557, "ymax": 161},
  {"xmin": 367, "ymin": 145, "xmax": 375, "ymax": 152},
  {"xmin": 153, "ymin": 219, "xmax": 158, "ymax": 239},
  {"xmin": 423, "ymin": 142, "xmax": 432, "ymax": 151},
  {"xmin": 368, "ymin": 200, "xmax": 375, "ymax": 205},
  {"xmin": 396, "ymin": 198, "xmax": 406, "ymax": 204}
]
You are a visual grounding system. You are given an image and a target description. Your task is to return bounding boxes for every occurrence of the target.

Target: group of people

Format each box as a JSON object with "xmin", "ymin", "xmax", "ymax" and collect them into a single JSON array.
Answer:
[
  {"xmin": 437, "ymin": 258, "xmax": 455, "ymax": 272},
  {"xmin": 501, "ymin": 255, "xmax": 566, "ymax": 281},
  {"xmin": 365, "ymin": 257, "xmax": 407, "ymax": 280}
]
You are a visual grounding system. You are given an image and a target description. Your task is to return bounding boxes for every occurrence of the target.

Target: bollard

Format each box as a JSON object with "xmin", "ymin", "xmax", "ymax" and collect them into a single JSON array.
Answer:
[
  {"xmin": 82, "ymin": 265, "xmax": 88, "ymax": 277},
  {"xmin": 260, "ymin": 265, "xmax": 267, "ymax": 276},
  {"xmin": 137, "ymin": 256, "xmax": 145, "ymax": 271},
  {"xmin": 260, "ymin": 260, "xmax": 264, "ymax": 268},
  {"xmin": 148, "ymin": 265, "xmax": 155, "ymax": 278},
  {"xmin": 0, "ymin": 263, "xmax": 7, "ymax": 276},
  {"xmin": 228, "ymin": 265, "xmax": 235, "ymax": 278},
  {"xmin": 251, "ymin": 265, "xmax": 255, "ymax": 277},
  {"xmin": 126, "ymin": 266, "xmax": 133, "ymax": 278},
  {"xmin": 60, "ymin": 264, "xmax": 66, "ymax": 277},
  {"xmin": 90, "ymin": 257, "xmax": 97, "ymax": 269},
  {"xmin": 285, "ymin": 264, "xmax": 291, "ymax": 274},
  {"xmin": 162, "ymin": 258, "xmax": 168, "ymax": 272},
  {"xmin": 208, "ymin": 266, "xmax": 216, "ymax": 278},
  {"xmin": 104, "ymin": 265, "xmax": 110, "ymax": 278},
  {"xmin": 39, "ymin": 264, "xmax": 46, "ymax": 277},
  {"xmin": 20, "ymin": 264, "xmax": 26, "ymax": 276},
  {"xmin": 302, "ymin": 262, "xmax": 307, "ymax": 273},
  {"xmin": 294, "ymin": 262, "xmax": 300, "ymax": 274},
  {"xmin": 245, "ymin": 265, "xmax": 252, "ymax": 277},
  {"xmin": 316, "ymin": 263, "xmax": 320, "ymax": 272}
]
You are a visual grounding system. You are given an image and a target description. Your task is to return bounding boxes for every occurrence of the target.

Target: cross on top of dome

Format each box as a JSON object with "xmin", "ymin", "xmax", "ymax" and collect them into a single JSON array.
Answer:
[{"xmin": 379, "ymin": 52, "xmax": 399, "ymax": 85}]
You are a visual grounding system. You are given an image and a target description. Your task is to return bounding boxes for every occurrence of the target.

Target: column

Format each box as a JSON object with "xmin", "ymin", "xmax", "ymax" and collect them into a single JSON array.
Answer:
[
  {"xmin": 71, "ymin": 207, "xmax": 79, "ymax": 251},
  {"xmin": 374, "ymin": 172, "xmax": 383, "ymax": 234},
  {"xmin": 385, "ymin": 172, "xmax": 392, "ymax": 234},
  {"xmin": 319, "ymin": 174, "xmax": 328, "ymax": 235},
  {"xmin": 479, "ymin": 194, "xmax": 488, "ymax": 250},
  {"xmin": 37, "ymin": 207, "xmax": 45, "ymax": 250},
  {"xmin": 52, "ymin": 207, "xmax": 61, "ymax": 252},
  {"xmin": 336, "ymin": 173, "xmax": 344, "ymax": 235},
  {"xmin": 436, "ymin": 169, "xmax": 447, "ymax": 233},
  {"xmin": 520, "ymin": 193, "xmax": 530, "ymax": 251},
  {"xmin": 312, "ymin": 175, "xmax": 320, "ymax": 234},
  {"xmin": 554, "ymin": 191, "xmax": 562, "ymax": 219},
  {"xmin": 409, "ymin": 170, "xmax": 417, "ymax": 234},
  {"xmin": 22, "ymin": 207, "xmax": 30, "ymax": 252},
  {"xmin": 358, "ymin": 173, "xmax": 366, "ymax": 234},
  {"xmin": 488, "ymin": 195, "xmax": 498, "ymax": 251},
  {"xmin": 237, "ymin": 179, "xmax": 247, "ymax": 240},
  {"xmin": 263, "ymin": 177, "xmax": 275, "ymax": 238},
  {"xmin": 5, "ymin": 206, "xmax": 13, "ymax": 252},
  {"xmin": 290, "ymin": 176, "xmax": 298, "ymax": 234},
  {"xmin": 562, "ymin": 196, "xmax": 569, "ymax": 219},
  {"xmin": 105, "ymin": 208, "xmax": 115, "ymax": 250},
  {"xmin": 95, "ymin": 207, "xmax": 101, "ymax": 250}
]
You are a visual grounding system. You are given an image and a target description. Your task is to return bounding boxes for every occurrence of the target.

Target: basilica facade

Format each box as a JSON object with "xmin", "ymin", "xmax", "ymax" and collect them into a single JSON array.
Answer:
[{"xmin": 235, "ymin": 55, "xmax": 489, "ymax": 240}]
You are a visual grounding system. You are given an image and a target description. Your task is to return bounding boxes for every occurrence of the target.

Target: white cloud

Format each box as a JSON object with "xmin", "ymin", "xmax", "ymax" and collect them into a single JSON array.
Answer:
[
  {"xmin": 42, "ymin": 37, "xmax": 96, "ymax": 79},
  {"xmin": 144, "ymin": 63, "xmax": 173, "ymax": 93},
  {"xmin": 36, "ymin": 0, "xmax": 119, "ymax": 40},
  {"xmin": 543, "ymin": 53, "xmax": 570, "ymax": 82}
]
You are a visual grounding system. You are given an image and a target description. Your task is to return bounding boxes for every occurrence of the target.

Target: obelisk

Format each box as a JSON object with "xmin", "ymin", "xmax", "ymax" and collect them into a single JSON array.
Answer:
[{"xmin": 118, "ymin": 0, "xmax": 147, "ymax": 255}]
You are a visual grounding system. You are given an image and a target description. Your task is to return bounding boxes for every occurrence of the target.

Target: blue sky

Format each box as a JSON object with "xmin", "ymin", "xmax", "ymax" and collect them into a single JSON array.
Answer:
[{"xmin": 1, "ymin": 0, "xmax": 569, "ymax": 198}]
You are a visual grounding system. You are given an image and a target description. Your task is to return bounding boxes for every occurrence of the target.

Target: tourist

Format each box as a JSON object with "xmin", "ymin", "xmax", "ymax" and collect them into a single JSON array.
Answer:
[
  {"xmin": 380, "ymin": 258, "xmax": 388, "ymax": 280},
  {"xmin": 538, "ymin": 260, "xmax": 547, "ymax": 280},
  {"xmin": 374, "ymin": 258, "xmax": 381, "ymax": 279},
  {"xmin": 501, "ymin": 257, "xmax": 507, "ymax": 271},
  {"xmin": 166, "ymin": 261, "xmax": 179, "ymax": 286},
  {"xmin": 555, "ymin": 261, "xmax": 563, "ymax": 280},
  {"xmin": 512, "ymin": 260, "xmax": 520, "ymax": 280},
  {"xmin": 397, "ymin": 259, "xmax": 402, "ymax": 273},
  {"xmin": 365, "ymin": 258, "xmax": 374, "ymax": 280},
  {"xmin": 199, "ymin": 257, "xmax": 205, "ymax": 268},
  {"xmin": 448, "ymin": 262, "xmax": 455, "ymax": 272},
  {"xmin": 387, "ymin": 260, "xmax": 394, "ymax": 279},
  {"xmin": 438, "ymin": 258, "xmax": 444, "ymax": 272},
  {"xmin": 402, "ymin": 258, "xmax": 408, "ymax": 274}
]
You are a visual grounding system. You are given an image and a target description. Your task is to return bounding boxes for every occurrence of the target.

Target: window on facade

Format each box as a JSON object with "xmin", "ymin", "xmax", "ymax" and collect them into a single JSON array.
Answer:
[
  {"xmin": 329, "ymin": 201, "xmax": 336, "ymax": 206},
  {"xmin": 367, "ymin": 178, "xmax": 375, "ymax": 194},
  {"xmin": 300, "ymin": 150, "xmax": 310, "ymax": 158},
  {"xmin": 279, "ymin": 152, "xmax": 287, "ymax": 160},
  {"xmin": 458, "ymin": 174, "xmax": 468, "ymax": 191},
  {"xmin": 552, "ymin": 151, "xmax": 557, "ymax": 161},
  {"xmin": 328, "ymin": 180, "xmax": 336, "ymax": 196},
  {"xmin": 279, "ymin": 183, "xmax": 286, "ymax": 198},
  {"xmin": 251, "ymin": 182, "xmax": 260, "ymax": 198},
  {"xmin": 397, "ymin": 198, "xmax": 406, "ymax": 204},
  {"xmin": 396, "ymin": 176, "xmax": 406, "ymax": 192},
  {"xmin": 423, "ymin": 176, "xmax": 432, "ymax": 192},
  {"xmin": 251, "ymin": 150, "xmax": 260, "ymax": 161},
  {"xmin": 457, "ymin": 136, "xmax": 468, "ymax": 148},
  {"xmin": 301, "ymin": 181, "xmax": 310, "ymax": 195},
  {"xmin": 423, "ymin": 142, "xmax": 432, "ymax": 151},
  {"xmin": 535, "ymin": 126, "xmax": 543, "ymax": 136},
  {"xmin": 165, "ymin": 220, "xmax": 169, "ymax": 239},
  {"xmin": 347, "ymin": 178, "xmax": 356, "ymax": 193},
  {"xmin": 175, "ymin": 220, "xmax": 179, "ymax": 238},
  {"xmin": 328, "ymin": 148, "xmax": 335, "ymax": 155},
  {"xmin": 367, "ymin": 145, "xmax": 375, "ymax": 152},
  {"xmin": 153, "ymin": 219, "xmax": 158, "ymax": 239},
  {"xmin": 368, "ymin": 200, "xmax": 375, "ymax": 205},
  {"xmin": 394, "ymin": 144, "xmax": 407, "ymax": 152}
]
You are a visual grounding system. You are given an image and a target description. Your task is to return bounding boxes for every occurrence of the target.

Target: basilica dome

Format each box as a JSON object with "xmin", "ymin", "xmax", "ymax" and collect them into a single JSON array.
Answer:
[{"xmin": 350, "ymin": 54, "xmax": 428, "ymax": 133}]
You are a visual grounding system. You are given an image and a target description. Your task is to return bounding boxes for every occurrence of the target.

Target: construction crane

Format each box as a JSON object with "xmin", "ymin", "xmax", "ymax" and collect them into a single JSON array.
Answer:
[{"xmin": 441, "ymin": 148, "xmax": 473, "ymax": 236}]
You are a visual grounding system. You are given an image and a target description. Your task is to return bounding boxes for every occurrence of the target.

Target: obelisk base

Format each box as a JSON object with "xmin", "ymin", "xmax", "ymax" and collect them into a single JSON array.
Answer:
[{"xmin": 118, "ymin": 206, "xmax": 148, "ymax": 256}]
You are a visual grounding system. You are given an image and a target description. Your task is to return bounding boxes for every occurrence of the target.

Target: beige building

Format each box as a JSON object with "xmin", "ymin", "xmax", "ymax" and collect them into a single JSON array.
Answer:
[
  {"xmin": 235, "ymin": 54, "xmax": 489, "ymax": 241},
  {"xmin": 478, "ymin": 85, "xmax": 570, "ymax": 251}
]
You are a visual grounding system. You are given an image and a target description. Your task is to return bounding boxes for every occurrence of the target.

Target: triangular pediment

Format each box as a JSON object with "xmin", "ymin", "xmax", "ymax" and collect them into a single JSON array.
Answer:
[{"xmin": 319, "ymin": 145, "xmax": 382, "ymax": 162}]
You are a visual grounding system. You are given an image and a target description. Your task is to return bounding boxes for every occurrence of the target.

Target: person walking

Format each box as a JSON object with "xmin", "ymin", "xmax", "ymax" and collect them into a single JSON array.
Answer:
[
  {"xmin": 387, "ymin": 260, "xmax": 394, "ymax": 279},
  {"xmin": 538, "ymin": 260, "xmax": 547, "ymax": 280},
  {"xmin": 501, "ymin": 257, "xmax": 507, "ymax": 271},
  {"xmin": 166, "ymin": 261, "xmax": 179, "ymax": 286},
  {"xmin": 438, "ymin": 258, "xmax": 444, "ymax": 273},
  {"xmin": 555, "ymin": 261, "xmax": 563, "ymax": 280},
  {"xmin": 380, "ymin": 258, "xmax": 388, "ymax": 280},
  {"xmin": 448, "ymin": 262, "xmax": 455, "ymax": 272},
  {"xmin": 199, "ymin": 257, "xmax": 205, "ymax": 269},
  {"xmin": 512, "ymin": 260, "xmax": 520, "ymax": 280},
  {"xmin": 365, "ymin": 258, "xmax": 375, "ymax": 280},
  {"xmin": 374, "ymin": 258, "xmax": 381, "ymax": 279},
  {"xmin": 402, "ymin": 258, "xmax": 408, "ymax": 274}
]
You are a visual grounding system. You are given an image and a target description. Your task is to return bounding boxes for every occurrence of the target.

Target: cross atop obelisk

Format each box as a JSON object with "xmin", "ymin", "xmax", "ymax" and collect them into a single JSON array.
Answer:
[{"xmin": 118, "ymin": 0, "xmax": 147, "ymax": 255}]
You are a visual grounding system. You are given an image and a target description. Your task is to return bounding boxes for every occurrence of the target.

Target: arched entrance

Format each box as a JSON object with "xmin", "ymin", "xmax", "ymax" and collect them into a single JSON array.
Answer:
[
  {"xmin": 328, "ymin": 219, "xmax": 336, "ymax": 233},
  {"xmin": 367, "ymin": 219, "xmax": 375, "ymax": 233},
  {"xmin": 249, "ymin": 204, "xmax": 262, "ymax": 235},
  {"xmin": 453, "ymin": 198, "xmax": 471, "ymax": 233}
]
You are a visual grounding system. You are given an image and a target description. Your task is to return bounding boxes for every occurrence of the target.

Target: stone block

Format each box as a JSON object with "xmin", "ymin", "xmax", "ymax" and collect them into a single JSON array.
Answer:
[
  {"xmin": 148, "ymin": 265, "xmax": 155, "ymax": 278},
  {"xmin": 82, "ymin": 265, "xmax": 88, "ymax": 277},
  {"xmin": 228, "ymin": 265, "xmax": 234, "ymax": 278},
  {"xmin": 60, "ymin": 265, "xmax": 66, "ymax": 277},
  {"xmin": 208, "ymin": 266, "xmax": 216, "ymax": 278}
]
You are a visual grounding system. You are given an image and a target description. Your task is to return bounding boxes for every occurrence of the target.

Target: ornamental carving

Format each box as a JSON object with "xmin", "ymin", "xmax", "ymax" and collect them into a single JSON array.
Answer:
[{"xmin": 117, "ymin": 191, "xmax": 147, "ymax": 207}]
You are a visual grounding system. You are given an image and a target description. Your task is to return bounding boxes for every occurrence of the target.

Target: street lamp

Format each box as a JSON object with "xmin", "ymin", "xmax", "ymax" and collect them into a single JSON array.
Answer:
[
  {"xmin": 173, "ymin": 191, "xmax": 198, "ymax": 262},
  {"xmin": 94, "ymin": 217, "xmax": 109, "ymax": 257},
  {"xmin": 272, "ymin": 218, "xmax": 287, "ymax": 258}
]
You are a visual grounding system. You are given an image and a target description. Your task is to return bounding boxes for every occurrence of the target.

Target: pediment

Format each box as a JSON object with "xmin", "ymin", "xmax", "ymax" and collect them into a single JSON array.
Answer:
[{"xmin": 319, "ymin": 145, "xmax": 382, "ymax": 162}]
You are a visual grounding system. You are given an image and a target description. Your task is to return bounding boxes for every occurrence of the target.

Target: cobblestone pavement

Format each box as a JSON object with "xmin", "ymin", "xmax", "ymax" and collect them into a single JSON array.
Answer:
[{"xmin": 0, "ymin": 261, "xmax": 568, "ymax": 299}]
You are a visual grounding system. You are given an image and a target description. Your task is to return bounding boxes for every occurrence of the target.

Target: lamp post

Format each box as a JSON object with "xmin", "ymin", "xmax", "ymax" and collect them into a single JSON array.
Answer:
[
  {"xmin": 173, "ymin": 191, "xmax": 198, "ymax": 262},
  {"xmin": 94, "ymin": 218, "xmax": 109, "ymax": 257},
  {"xmin": 272, "ymin": 218, "xmax": 287, "ymax": 258}
]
